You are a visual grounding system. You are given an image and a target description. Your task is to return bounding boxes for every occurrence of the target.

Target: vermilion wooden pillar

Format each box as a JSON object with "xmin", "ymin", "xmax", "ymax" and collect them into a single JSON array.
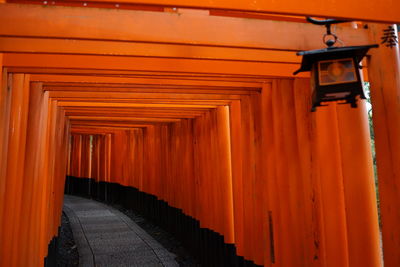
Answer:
[
  {"xmin": 0, "ymin": 74, "xmax": 30, "ymax": 267},
  {"xmin": 260, "ymin": 83, "xmax": 276, "ymax": 267},
  {"xmin": 0, "ymin": 56, "xmax": 8, "ymax": 240},
  {"xmin": 261, "ymin": 79, "xmax": 319, "ymax": 267},
  {"xmin": 368, "ymin": 23, "xmax": 400, "ymax": 267},
  {"xmin": 80, "ymin": 134, "xmax": 91, "ymax": 179},
  {"xmin": 52, "ymin": 105, "xmax": 69, "ymax": 246},
  {"xmin": 336, "ymin": 104, "xmax": 381, "ymax": 267},
  {"xmin": 71, "ymin": 134, "xmax": 82, "ymax": 177},
  {"xmin": 216, "ymin": 106, "xmax": 235, "ymax": 244},
  {"xmin": 91, "ymin": 135, "xmax": 101, "ymax": 181},
  {"xmin": 38, "ymin": 99, "xmax": 58, "ymax": 263},
  {"xmin": 17, "ymin": 82, "xmax": 46, "ymax": 267},
  {"xmin": 314, "ymin": 101, "xmax": 381, "ymax": 267},
  {"xmin": 105, "ymin": 133, "xmax": 112, "ymax": 183},
  {"xmin": 292, "ymin": 78, "xmax": 320, "ymax": 267},
  {"xmin": 28, "ymin": 88, "xmax": 50, "ymax": 267},
  {"xmin": 315, "ymin": 105, "xmax": 350, "ymax": 267},
  {"xmin": 239, "ymin": 94, "xmax": 257, "ymax": 263},
  {"xmin": 256, "ymin": 78, "xmax": 380, "ymax": 267},
  {"xmin": 229, "ymin": 100, "xmax": 245, "ymax": 257},
  {"xmin": 270, "ymin": 79, "xmax": 315, "ymax": 267}
]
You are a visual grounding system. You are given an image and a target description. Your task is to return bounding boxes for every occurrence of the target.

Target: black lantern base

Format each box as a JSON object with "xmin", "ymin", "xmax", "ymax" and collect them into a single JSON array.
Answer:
[{"xmin": 311, "ymin": 81, "xmax": 367, "ymax": 111}]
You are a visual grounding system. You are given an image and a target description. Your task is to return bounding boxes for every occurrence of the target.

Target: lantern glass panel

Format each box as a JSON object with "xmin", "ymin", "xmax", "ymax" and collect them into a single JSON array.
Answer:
[{"xmin": 318, "ymin": 58, "xmax": 358, "ymax": 86}]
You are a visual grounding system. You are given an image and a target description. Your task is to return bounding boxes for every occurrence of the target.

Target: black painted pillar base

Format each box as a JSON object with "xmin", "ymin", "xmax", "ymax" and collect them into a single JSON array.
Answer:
[{"xmin": 44, "ymin": 227, "xmax": 60, "ymax": 267}]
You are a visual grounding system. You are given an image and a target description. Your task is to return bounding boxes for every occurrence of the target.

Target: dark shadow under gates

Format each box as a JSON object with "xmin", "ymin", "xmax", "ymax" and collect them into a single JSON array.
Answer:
[{"xmin": 64, "ymin": 176, "xmax": 262, "ymax": 267}]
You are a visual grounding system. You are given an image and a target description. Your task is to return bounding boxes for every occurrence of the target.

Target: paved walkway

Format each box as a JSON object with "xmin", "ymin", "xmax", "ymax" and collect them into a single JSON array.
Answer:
[{"xmin": 63, "ymin": 195, "xmax": 179, "ymax": 267}]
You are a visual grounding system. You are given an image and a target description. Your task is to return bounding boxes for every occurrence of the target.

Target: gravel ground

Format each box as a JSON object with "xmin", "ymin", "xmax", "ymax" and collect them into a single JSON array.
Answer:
[
  {"xmin": 56, "ymin": 212, "xmax": 79, "ymax": 267},
  {"xmin": 112, "ymin": 204, "xmax": 201, "ymax": 267}
]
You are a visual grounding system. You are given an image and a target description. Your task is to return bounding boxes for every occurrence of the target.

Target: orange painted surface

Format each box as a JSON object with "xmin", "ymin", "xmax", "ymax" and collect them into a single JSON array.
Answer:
[
  {"xmin": 62, "ymin": 78, "xmax": 382, "ymax": 267},
  {"xmin": 336, "ymin": 103, "xmax": 381, "ymax": 267},
  {"xmin": 368, "ymin": 24, "xmax": 400, "ymax": 267},
  {"xmin": 4, "ymin": 53, "xmax": 309, "ymax": 78},
  {"xmin": 0, "ymin": 4, "xmax": 391, "ymax": 267},
  {"xmin": 42, "ymin": 0, "xmax": 400, "ymax": 23},
  {"xmin": 0, "ymin": 55, "xmax": 8, "ymax": 238},
  {"xmin": 0, "ymin": 74, "xmax": 30, "ymax": 267},
  {"xmin": 0, "ymin": 4, "xmax": 370, "ymax": 51},
  {"xmin": 0, "ymin": 37, "xmax": 302, "ymax": 63}
]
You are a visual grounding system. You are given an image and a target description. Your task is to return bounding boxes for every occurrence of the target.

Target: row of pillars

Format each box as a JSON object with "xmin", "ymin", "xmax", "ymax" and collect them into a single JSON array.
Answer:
[
  {"xmin": 0, "ymin": 69, "xmax": 70, "ymax": 266},
  {"xmin": 68, "ymin": 76, "xmax": 388, "ymax": 266},
  {"xmin": 0, "ymin": 23, "xmax": 399, "ymax": 267}
]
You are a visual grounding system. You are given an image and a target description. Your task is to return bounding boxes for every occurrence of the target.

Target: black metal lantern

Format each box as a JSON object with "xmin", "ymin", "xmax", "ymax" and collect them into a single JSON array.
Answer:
[{"xmin": 294, "ymin": 18, "xmax": 378, "ymax": 111}]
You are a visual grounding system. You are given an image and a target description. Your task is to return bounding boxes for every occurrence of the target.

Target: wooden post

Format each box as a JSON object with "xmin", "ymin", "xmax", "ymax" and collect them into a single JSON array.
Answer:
[
  {"xmin": 314, "ymin": 104, "xmax": 350, "ymax": 267},
  {"xmin": 16, "ymin": 82, "xmax": 46, "ymax": 267},
  {"xmin": 28, "ymin": 89, "xmax": 50, "ymax": 267},
  {"xmin": 292, "ymin": 78, "xmax": 322, "ymax": 267},
  {"xmin": 38, "ymin": 99, "xmax": 58, "ymax": 264},
  {"xmin": 216, "ymin": 106, "xmax": 235, "ymax": 244},
  {"xmin": 239, "ymin": 95, "xmax": 257, "ymax": 263},
  {"xmin": 0, "ymin": 74, "xmax": 30, "ymax": 267},
  {"xmin": 0, "ymin": 56, "xmax": 9, "ymax": 241},
  {"xmin": 368, "ymin": 23, "xmax": 400, "ymax": 267},
  {"xmin": 229, "ymin": 100, "xmax": 245, "ymax": 256},
  {"xmin": 336, "ymin": 103, "xmax": 382, "ymax": 267}
]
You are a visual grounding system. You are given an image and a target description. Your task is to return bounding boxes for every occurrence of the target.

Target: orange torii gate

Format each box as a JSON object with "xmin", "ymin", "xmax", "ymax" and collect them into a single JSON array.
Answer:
[{"xmin": 0, "ymin": 1, "xmax": 399, "ymax": 267}]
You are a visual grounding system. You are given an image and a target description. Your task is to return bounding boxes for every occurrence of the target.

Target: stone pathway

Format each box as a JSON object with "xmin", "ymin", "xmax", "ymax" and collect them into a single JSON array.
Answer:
[{"xmin": 63, "ymin": 195, "xmax": 179, "ymax": 267}]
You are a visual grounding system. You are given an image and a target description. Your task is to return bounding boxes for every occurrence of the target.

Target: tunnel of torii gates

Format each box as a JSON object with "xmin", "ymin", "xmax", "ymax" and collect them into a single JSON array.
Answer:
[{"xmin": 0, "ymin": 1, "xmax": 400, "ymax": 267}]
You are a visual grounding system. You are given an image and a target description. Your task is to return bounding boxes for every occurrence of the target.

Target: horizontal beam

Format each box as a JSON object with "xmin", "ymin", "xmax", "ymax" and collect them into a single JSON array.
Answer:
[
  {"xmin": 4, "ymin": 54, "xmax": 307, "ymax": 77},
  {"xmin": 70, "ymin": 129, "xmax": 130, "ymax": 134},
  {"xmin": 61, "ymin": 106, "xmax": 209, "ymax": 114},
  {"xmin": 8, "ymin": 67, "xmax": 280, "ymax": 83},
  {"xmin": 70, "ymin": 0, "xmax": 400, "ymax": 23},
  {"xmin": 0, "ymin": 37, "xmax": 300, "ymax": 63},
  {"xmin": 65, "ymin": 111, "xmax": 199, "ymax": 119},
  {"xmin": 71, "ymin": 124, "xmax": 150, "ymax": 129},
  {"xmin": 53, "ymin": 98, "xmax": 231, "ymax": 105},
  {"xmin": 31, "ymin": 74, "xmax": 261, "ymax": 89},
  {"xmin": 0, "ymin": 4, "xmax": 371, "ymax": 51},
  {"xmin": 64, "ymin": 108, "xmax": 206, "ymax": 118},
  {"xmin": 72, "ymin": 125, "xmax": 149, "ymax": 130},
  {"xmin": 68, "ymin": 116, "xmax": 181, "ymax": 122},
  {"xmin": 58, "ymin": 101, "xmax": 218, "ymax": 108},
  {"xmin": 70, "ymin": 121, "xmax": 168, "ymax": 127},
  {"xmin": 48, "ymin": 91, "xmax": 243, "ymax": 100},
  {"xmin": 44, "ymin": 86, "xmax": 258, "ymax": 95}
]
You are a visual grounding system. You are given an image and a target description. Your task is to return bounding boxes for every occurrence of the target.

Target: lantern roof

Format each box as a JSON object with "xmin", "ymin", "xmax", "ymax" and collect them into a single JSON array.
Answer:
[{"xmin": 293, "ymin": 44, "xmax": 378, "ymax": 75}]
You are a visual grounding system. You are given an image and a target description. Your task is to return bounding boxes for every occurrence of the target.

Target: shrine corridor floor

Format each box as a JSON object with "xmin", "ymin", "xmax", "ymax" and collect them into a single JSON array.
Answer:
[{"xmin": 63, "ymin": 195, "xmax": 179, "ymax": 267}]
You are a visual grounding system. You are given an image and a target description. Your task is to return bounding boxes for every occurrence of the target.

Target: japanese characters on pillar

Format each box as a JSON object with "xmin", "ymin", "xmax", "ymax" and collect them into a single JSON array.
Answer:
[{"xmin": 381, "ymin": 25, "xmax": 398, "ymax": 48}]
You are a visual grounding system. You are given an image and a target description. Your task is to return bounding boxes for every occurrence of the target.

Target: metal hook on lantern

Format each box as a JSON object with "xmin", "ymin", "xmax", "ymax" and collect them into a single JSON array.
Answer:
[
  {"xmin": 323, "ymin": 33, "xmax": 338, "ymax": 47},
  {"xmin": 306, "ymin": 17, "xmax": 349, "ymax": 47}
]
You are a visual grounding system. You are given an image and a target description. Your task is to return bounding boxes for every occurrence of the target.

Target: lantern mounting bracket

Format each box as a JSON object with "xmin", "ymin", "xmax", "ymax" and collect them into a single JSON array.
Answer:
[
  {"xmin": 306, "ymin": 17, "xmax": 349, "ymax": 27},
  {"xmin": 307, "ymin": 17, "xmax": 350, "ymax": 47}
]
